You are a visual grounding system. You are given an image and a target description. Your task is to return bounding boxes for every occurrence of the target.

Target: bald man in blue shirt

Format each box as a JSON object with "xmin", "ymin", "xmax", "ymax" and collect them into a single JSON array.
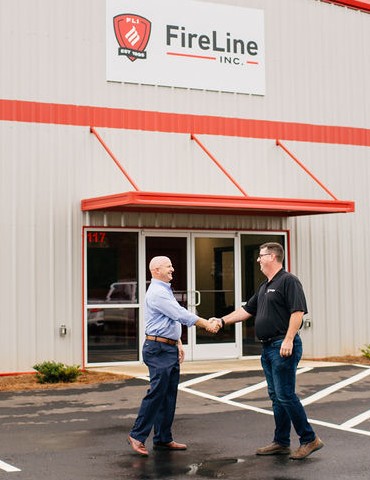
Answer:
[{"xmin": 127, "ymin": 256, "xmax": 219, "ymax": 456}]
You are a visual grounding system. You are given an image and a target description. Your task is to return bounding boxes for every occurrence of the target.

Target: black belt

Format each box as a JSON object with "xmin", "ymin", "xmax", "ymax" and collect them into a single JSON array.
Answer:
[
  {"xmin": 259, "ymin": 334, "xmax": 286, "ymax": 346},
  {"xmin": 145, "ymin": 335, "xmax": 178, "ymax": 346}
]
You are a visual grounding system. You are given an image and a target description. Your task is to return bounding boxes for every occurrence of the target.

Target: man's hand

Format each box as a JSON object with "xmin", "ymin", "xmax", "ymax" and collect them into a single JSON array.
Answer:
[
  {"xmin": 205, "ymin": 318, "xmax": 221, "ymax": 334},
  {"xmin": 178, "ymin": 341, "xmax": 185, "ymax": 363},
  {"xmin": 280, "ymin": 338, "xmax": 293, "ymax": 357},
  {"xmin": 209, "ymin": 317, "xmax": 223, "ymax": 330},
  {"xmin": 195, "ymin": 317, "xmax": 220, "ymax": 333}
]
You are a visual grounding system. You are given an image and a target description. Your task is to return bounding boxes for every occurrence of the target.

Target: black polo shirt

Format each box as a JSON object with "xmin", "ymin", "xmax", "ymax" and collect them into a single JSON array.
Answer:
[{"xmin": 243, "ymin": 269, "xmax": 308, "ymax": 340}]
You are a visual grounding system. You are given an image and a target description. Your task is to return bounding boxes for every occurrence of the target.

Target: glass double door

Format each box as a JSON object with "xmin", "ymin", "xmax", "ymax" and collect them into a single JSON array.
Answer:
[{"xmin": 145, "ymin": 233, "xmax": 238, "ymax": 360}]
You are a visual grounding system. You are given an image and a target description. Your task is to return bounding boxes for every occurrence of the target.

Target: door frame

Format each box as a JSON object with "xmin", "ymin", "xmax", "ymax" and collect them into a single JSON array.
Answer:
[{"xmin": 142, "ymin": 230, "xmax": 240, "ymax": 361}]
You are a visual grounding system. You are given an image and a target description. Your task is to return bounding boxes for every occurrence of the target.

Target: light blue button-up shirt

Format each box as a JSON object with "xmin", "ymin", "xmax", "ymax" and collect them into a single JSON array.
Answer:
[{"xmin": 145, "ymin": 279, "xmax": 198, "ymax": 340}]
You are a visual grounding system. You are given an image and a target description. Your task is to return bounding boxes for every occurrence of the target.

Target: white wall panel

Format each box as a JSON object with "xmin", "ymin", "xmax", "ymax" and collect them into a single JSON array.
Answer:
[
  {"xmin": 290, "ymin": 213, "xmax": 367, "ymax": 358},
  {"xmin": 0, "ymin": 122, "xmax": 128, "ymax": 372},
  {"xmin": 0, "ymin": 0, "xmax": 369, "ymax": 126},
  {"xmin": 287, "ymin": 140, "xmax": 370, "ymax": 356}
]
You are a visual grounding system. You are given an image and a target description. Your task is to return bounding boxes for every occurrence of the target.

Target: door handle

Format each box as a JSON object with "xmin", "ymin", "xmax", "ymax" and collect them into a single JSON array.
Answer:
[
  {"xmin": 187, "ymin": 290, "xmax": 201, "ymax": 307},
  {"xmin": 194, "ymin": 290, "xmax": 201, "ymax": 307}
]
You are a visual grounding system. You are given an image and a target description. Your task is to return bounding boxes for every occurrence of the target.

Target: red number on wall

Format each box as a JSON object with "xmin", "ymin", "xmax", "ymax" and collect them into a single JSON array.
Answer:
[{"xmin": 87, "ymin": 232, "xmax": 106, "ymax": 243}]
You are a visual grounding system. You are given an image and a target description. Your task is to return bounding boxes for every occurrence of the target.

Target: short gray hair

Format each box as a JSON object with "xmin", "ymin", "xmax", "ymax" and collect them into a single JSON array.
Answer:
[{"xmin": 260, "ymin": 242, "xmax": 284, "ymax": 263}]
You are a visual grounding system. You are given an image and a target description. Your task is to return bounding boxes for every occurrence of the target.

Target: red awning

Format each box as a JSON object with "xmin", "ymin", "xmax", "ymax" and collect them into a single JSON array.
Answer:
[
  {"xmin": 81, "ymin": 190, "xmax": 354, "ymax": 217},
  {"xmin": 82, "ymin": 128, "xmax": 355, "ymax": 217}
]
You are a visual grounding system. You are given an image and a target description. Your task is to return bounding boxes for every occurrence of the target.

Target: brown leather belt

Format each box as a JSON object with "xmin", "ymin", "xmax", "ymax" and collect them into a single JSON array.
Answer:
[{"xmin": 146, "ymin": 335, "xmax": 178, "ymax": 346}]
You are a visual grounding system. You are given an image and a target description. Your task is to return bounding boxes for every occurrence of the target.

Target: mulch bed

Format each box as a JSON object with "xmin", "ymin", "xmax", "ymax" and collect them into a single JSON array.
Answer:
[
  {"xmin": 312, "ymin": 355, "xmax": 370, "ymax": 365},
  {"xmin": 0, "ymin": 370, "xmax": 129, "ymax": 392}
]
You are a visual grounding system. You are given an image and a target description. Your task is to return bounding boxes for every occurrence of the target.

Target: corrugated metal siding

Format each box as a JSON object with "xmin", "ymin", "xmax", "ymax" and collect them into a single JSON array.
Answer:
[
  {"xmin": 1, "ymin": 0, "xmax": 369, "ymax": 126},
  {"xmin": 291, "ymin": 214, "xmax": 363, "ymax": 357},
  {"xmin": 288, "ymin": 142, "xmax": 370, "ymax": 356},
  {"xmin": 85, "ymin": 211, "xmax": 288, "ymax": 232},
  {"xmin": 0, "ymin": 0, "xmax": 369, "ymax": 371}
]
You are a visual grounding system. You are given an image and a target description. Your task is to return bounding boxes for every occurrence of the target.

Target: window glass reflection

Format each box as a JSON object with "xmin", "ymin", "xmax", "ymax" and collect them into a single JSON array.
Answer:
[
  {"xmin": 87, "ymin": 308, "xmax": 139, "ymax": 362},
  {"xmin": 194, "ymin": 237, "xmax": 236, "ymax": 345},
  {"xmin": 87, "ymin": 231, "xmax": 138, "ymax": 304}
]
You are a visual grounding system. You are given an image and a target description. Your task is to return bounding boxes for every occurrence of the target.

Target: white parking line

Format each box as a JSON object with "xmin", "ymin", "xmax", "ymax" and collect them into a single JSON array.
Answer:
[
  {"xmin": 221, "ymin": 380, "xmax": 268, "ymax": 400},
  {"xmin": 306, "ymin": 418, "xmax": 370, "ymax": 437},
  {"xmin": 179, "ymin": 383, "xmax": 370, "ymax": 437},
  {"xmin": 137, "ymin": 365, "xmax": 370, "ymax": 437},
  {"xmin": 178, "ymin": 385, "xmax": 274, "ymax": 415},
  {"xmin": 179, "ymin": 370, "xmax": 231, "ymax": 388},
  {"xmin": 0, "ymin": 460, "xmax": 21, "ymax": 472},
  {"xmin": 137, "ymin": 370, "xmax": 231, "ymax": 386},
  {"xmin": 341, "ymin": 409, "xmax": 370, "ymax": 428},
  {"xmin": 221, "ymin": 367, "xmax": 313, "ymax": 400},
  {"xmin": 301, "ymin": 368, "xmax": 370, "ymax": 406}
]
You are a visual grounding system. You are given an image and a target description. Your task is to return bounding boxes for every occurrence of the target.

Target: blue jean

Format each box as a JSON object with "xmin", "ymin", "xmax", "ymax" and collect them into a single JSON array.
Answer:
[
  {"xmin": 130, "ymin": 340, "xmax": 180, "ymax": 444},
  {"xmin": 261, "ymin": 335, "xmax": 315, "ymax": 446}
]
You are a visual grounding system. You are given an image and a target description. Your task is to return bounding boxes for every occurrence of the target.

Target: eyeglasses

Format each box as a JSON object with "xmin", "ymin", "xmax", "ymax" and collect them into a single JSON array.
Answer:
[{"xmin": 257, "ymin": 253, "xmax": 271, "ymax": 259}]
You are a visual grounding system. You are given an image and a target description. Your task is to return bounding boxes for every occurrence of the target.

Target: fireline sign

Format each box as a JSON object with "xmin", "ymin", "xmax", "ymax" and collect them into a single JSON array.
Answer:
[{"xmin": 106, "ymin": 0, "xmax": 265, "ymax": 95}]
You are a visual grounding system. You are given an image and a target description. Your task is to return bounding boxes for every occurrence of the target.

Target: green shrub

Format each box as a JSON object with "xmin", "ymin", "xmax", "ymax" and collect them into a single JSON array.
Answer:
[
  {"xmin": 33, "ymin": 361, "xmax": 82, "ymax": 384},
  {"xmin": 360, "ymin": 344, "xmax": 370, "ymax": 360}
]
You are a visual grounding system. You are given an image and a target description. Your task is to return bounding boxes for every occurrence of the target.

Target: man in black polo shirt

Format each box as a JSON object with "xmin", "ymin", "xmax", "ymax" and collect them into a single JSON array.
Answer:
[{"xmin": 217, "ymin": 242, "xmax": 323, "ymax": 460}]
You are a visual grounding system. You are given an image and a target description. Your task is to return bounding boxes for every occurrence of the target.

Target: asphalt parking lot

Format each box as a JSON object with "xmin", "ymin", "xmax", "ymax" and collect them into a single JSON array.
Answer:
[{"xmin": 0, "ymin": 361, "xmax": 369, "ymax": 479}]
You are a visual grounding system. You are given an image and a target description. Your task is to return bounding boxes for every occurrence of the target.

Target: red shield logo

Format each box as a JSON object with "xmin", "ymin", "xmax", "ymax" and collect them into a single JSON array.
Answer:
[{"xmin": 113, "ymin": 14, "xmax": 151, "ymax": 62}]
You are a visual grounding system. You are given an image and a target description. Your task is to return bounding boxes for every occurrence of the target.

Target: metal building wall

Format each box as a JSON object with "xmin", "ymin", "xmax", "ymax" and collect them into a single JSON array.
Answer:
[
  {"xmin": 288, "ymin": 144, "xmax": 370, "ymax": 357},
  {"xmin": 0, "ymin": 0, "xmax": 369, "ymax": 371},
  {"xmin": 1, "ymin": 0, "xmax": 369, "ymax": 126}
]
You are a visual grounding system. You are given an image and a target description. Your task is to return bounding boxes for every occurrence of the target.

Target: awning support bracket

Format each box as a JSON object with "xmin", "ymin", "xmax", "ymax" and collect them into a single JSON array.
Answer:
[
  {"xmin": 90, "ymin": 126, "xmax": 141, "ymax": 191},
  {"xmin": 276, "ymin": 139, "xmax": 338, "ymax": 201},
  {"xmin": 190, "ymin": 133, "xmax": 249, "ymax": 197},
  {"xmin": 83, "ymin": 128, "xmax": 354, "ymax": 216}
]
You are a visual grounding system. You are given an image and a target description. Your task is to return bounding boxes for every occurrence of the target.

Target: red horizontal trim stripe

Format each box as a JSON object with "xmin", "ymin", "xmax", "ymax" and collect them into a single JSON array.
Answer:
[{"xmin": 1, "ymin": 99, "xmax": 369, "ymax": 146}]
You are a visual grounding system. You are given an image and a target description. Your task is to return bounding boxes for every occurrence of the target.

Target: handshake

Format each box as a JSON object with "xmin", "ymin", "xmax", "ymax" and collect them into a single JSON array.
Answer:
[{"xmin": 204, "ymin": 317, "xmax": 224, "ymax": 334}]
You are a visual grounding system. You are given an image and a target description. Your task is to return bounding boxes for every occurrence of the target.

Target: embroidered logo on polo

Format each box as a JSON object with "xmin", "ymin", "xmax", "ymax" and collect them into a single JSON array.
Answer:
[
  {"xmin": 113, "ymin": 14, "xmax": 152, "ymax": 62},
  {"xmin": 266, "ymin": 289, "xmax": 276, "ymax": 293}
]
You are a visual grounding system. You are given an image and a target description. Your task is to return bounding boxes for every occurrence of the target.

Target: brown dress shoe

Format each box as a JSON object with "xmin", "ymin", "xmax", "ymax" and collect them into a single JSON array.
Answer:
[
  {"xmin": 127, "ymin": 435, "xmax": 149, "ymax": 456},
  {"xmin": 256, "ymin": 442, "xmax": 291, "ymax": 456},
  {"xmin": 289, "ymin": 436, "xmax": 324, "ymax": 460},
  {"xmin": 153, "ymin": 440, "xmax": 187, "ymax": 450}
]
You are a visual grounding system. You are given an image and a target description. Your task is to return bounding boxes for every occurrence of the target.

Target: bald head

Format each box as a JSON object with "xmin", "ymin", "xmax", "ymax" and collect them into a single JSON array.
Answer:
[
  {"xmin": 149, "ymin": 256, "xmax": 171, "ymax": 271},
  {"xmin": 149, "ymin": 256, "xmax": 174, "ymax": 283}
]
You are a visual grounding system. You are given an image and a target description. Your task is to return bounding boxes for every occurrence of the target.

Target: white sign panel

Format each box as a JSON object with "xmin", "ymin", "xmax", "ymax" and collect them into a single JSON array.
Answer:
[{"xmin": 106, "ymin": 0, "xmax": 265, "ymax": 95}]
